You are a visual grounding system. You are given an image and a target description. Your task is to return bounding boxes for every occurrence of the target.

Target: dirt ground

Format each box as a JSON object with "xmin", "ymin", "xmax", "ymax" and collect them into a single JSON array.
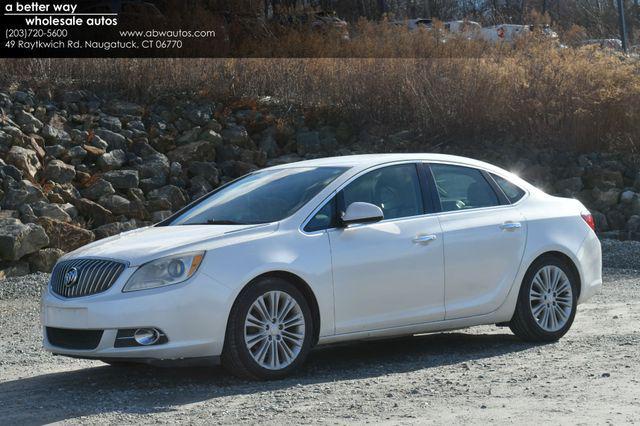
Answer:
[{"xmin": 0, "ymin": 243, "xmax": 639, "ymax": 425}]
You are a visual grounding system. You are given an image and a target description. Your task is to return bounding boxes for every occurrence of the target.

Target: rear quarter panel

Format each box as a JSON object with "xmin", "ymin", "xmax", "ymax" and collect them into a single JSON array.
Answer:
[
  {"xmin": 516, "ymin": 193, "xmax": 593, "ymax": 300},
  {"xmin": 491, "ymin": 192, "xmax": 592, "ymax": 321}
]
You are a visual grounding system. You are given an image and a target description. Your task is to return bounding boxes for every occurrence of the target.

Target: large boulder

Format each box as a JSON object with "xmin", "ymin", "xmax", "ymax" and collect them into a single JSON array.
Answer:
[
  {"xmin": 258, "ymin": 132, "xmax": 279, "ymax": 158},
  {"xmin": 200, "ymin": 129, "xmax": 223, "ymax": 145},
  {"xmin": 583, "ymin": 167, "xmax": 624, "ymax": 190},
  {"xmin": 167, "ymin": 141, "xmax": 216, "ymax": 164},
  {"xmin": 94, "ymin": 220, "xmax": 139, "ymax": 239},
  {"xmin": 0, "ymin": 163, "xmax": 22, "ymax": 181},
  {"xmin": 151, "ymin": 210, "xmax": 173, "ymax": 222},
  {"xmin": 220, "ymin": 160, "xmax": 256, "ymax": 178},
  {"xmin": 147, "ymin": 185, "xmax": 188, "ymax": 210},
  {"xmin": 73, "ymin": 198, "xmax": 114, "ymax": 227},
  {"xmin": 188, "ymin": 161, "xmax": 219, "ymax": 185},
  {"xmin": 96, "ymin": 149, "xmax": 127, "ymax": 171},
  {"xmin": 182, "ymin": 104, "xmax": 213, "ymax": 125},
  {"xmin": 65, "ymin": 146, "xmax": 87, "ymax": 162},
  {"xmin": 0, "ymin": 261, "xmax": 30, "ymax": 279},
  {"xmin": 620, "ymin": 190, "xmax": 636, "ymax": 204},
  {"xmin": 606, "ymin": 209, "xmax": 627, "ymax": 230},
  {"xmin": 554, "ymin": 177, "xmax": 583, "ymax": 195},
  {"xmin": 221, "ymin": 125, "xmax": 252, "ymax": 148},
  {"xmin": 592, "ymin": 187, "xmax": 622, "ymax": 208},
  {"xmin": 0, "ymin": 218, "xmax": 49, "ymax": 261},
  {"xmin": 31, "ymin": 201, "xmax": 72, "ymax": 222},
  {"xmin": 94, "ymin": 129, "xmax": 127, "ymax": 151},
  {"xmin": 42, "ymin": 124, "xmax": 71, "ymax": 145},
  {"xmin": 99, "ymin": 115, "xmax": 122, "ymax": 131},
  {"xmin": 102, "ymin": 169, "xmax": 139, "ymax": 189},
  {"xmin": 81, "ymin": 178, "xmax": 115, "ymax": 200},
  {"xmin": 35, "ymin": 217, "xmax": 95, "ymax": 252},
  {"xmin": 2, "ymin": 179, "xmax": 47, "ymax": 210},
  {"xmin": 26, "ymin": 248, "xmax": 65, "ymax": 272},
  {"xmin": 15, "ymin": 110, "xmax": 43, "ymax": 132},
  {"xmin": 6, "ymin": 146, "xmax": 41, "ymax": 180},
  {"xmin": 189, "ymin": 175, "xmax": 212, "ymax": 199},
  {"xmin": 97, "ymin": 194, "xmax": 132, "ymax": 216},
  {"xmin": 42, "ymin": 159, "xmax": 76, "ymax": 184},
  {"xmin": 296, "ymin": 131, "xmax": 321, "ymax": 156}
]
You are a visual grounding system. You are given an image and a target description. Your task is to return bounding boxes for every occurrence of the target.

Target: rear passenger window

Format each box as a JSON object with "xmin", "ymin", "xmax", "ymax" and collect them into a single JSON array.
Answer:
[
  {"xmin": 491, "ymin": 174, "xmax": 526, "ymax": 203},
  {"xmin": 430, "ymin": 164, "xmax": 500, "ymax": 212}
]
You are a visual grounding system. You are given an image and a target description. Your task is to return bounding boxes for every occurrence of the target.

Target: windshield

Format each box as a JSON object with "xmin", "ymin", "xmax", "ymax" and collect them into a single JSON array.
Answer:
[{"xmin": 169, "ymin": 167, "xmax": 348, "ymax": 225}]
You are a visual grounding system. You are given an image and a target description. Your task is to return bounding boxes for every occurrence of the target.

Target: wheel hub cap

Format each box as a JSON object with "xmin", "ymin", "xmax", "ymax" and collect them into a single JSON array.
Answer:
[
  {"xmin": 244, "ymin": 290, "xmax": 305, "ymax": 370},
  {"xmin": 529, "ymin": 265, "xmax": 573, "ymax": 332}
]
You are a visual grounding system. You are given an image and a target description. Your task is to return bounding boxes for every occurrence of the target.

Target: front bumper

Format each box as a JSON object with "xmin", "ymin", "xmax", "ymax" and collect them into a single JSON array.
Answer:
[{"xmin": 41, "ymin": 267, "xmax": 234, "ymax": 361}]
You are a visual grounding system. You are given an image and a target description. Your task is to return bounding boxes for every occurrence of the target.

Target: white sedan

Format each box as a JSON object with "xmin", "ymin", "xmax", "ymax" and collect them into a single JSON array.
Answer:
[{"xmin": 42, "ymin": 154, "xmax": 602, "ymax": 379}]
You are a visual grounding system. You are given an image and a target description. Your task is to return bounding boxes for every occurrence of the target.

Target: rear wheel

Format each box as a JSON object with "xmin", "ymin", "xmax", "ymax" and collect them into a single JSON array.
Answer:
[
  {"xmin": 222, "ymin": 277, "xmax": 313, "ymax": 380},
  {"xmin": 510, "ymin": 256, "xmax": 578, "ymax": 342}
]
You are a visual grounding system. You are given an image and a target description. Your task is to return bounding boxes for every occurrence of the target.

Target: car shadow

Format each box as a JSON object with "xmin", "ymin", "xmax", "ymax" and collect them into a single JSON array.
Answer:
[{"xmin": 0, "ymin": 331, "xmax": 540, "ymax": 425}]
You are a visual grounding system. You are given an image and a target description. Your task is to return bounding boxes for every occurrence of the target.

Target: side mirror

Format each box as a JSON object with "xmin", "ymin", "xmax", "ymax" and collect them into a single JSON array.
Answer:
[{"xmin": 341, "ymin": 202, "xmax": 384, "ymax": 226}]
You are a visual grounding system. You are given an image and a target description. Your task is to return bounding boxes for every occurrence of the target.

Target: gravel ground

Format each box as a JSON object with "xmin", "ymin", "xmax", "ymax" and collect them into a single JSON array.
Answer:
[{"xmin": 1, "ymin": 240, "xmax": 639, "ymax": 425}]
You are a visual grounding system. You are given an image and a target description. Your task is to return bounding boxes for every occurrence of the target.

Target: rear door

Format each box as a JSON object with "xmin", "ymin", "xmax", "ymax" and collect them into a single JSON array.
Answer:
[{"xmin": 427, "ymin": 163, "xmax": 527, "ymax": 319}]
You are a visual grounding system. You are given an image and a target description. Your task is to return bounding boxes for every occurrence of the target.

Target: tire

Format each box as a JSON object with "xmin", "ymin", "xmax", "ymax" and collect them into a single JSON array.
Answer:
[
  {"xmin": 221, "ymin": 277, "xmax": 314, "ymax": 380},
  {"xmin": 509, "ymin": 255, "xmax": 578, "ymax": 342}
]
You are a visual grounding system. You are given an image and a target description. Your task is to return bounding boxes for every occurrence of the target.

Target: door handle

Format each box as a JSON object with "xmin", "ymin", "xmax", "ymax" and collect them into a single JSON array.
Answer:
[
  {"xmin": 413, "ymin": 234, "xmax": 438, "ymax": 244},
  {"xmin": 500, "ymin": 222, "xmax": 522, "ymax": 231}
]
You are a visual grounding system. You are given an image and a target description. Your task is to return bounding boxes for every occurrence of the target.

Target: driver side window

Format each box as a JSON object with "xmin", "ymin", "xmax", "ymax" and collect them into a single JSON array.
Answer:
[{"xmin": 341, "ymin": 164, "xmax": 424, "ymax": 221}]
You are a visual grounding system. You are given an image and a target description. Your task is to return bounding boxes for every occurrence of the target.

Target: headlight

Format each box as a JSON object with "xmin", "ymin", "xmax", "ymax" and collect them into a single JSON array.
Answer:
[{"xmin": 123, "ymin": 251, "xmax": 205, "ymax": 292}]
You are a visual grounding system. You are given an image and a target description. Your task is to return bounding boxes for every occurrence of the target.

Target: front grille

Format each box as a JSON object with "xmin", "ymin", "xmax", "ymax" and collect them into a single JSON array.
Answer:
[
  {"xmin": 46, "ymin": 327, "xmax": 104, "ymax": 350},
  {"xmin": 51, "ymin": 258, "xmax": 126, "ymax": 298}
]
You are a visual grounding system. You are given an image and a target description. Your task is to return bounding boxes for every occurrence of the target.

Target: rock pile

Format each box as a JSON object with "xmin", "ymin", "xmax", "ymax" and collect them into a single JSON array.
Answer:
[{"xmin": 0, "ymin": 87, "xmax": 639, "ymax": 278}]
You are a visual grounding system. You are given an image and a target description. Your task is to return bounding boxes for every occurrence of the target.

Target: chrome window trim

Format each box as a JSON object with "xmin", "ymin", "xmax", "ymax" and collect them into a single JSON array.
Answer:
[
  {"xmin": 425, "ymin": 160, "xmax": 530, "ymax": 209},
  {"xmin": 299, "ymin": 159, "xmax": 530, "ymax": 235}
]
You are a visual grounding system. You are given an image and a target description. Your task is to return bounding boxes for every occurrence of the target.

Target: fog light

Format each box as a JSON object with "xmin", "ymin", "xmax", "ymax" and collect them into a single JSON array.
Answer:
[{"xmin": 134, "ymin": 328, "xmax": 160, "ymax": 346}]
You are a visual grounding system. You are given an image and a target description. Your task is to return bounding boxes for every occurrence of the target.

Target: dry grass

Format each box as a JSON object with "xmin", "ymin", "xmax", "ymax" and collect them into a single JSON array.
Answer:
[{"xmin": 1, "ymin": 25, "xmax": 639, "ymax": 153}]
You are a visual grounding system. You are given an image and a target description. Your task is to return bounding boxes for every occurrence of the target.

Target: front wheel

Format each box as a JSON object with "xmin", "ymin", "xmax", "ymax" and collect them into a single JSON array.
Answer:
[
  {"xmin": 510, "ymin": 256, "xmax": 578, "ymax": 342},
  {"xmin": 222, "ymin": 277, "xmax": 313, "ymax": 380}
]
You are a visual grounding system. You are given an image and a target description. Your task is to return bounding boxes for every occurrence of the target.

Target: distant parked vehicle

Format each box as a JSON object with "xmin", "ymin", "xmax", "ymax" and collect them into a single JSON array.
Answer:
[
  {"xmin": 311, "ymin": 11, "xmax": 349, "ymax": 39},
  {"xmin": 444, "ymin": 20, "xmax": 482, "ymax": 35},
  {"xmin": 479, "ymin": 24, "xmax": 558, "ymax": 43},
  {"xmin": 389, "ymin": 18, "xmax": 433, "ymax": 31},
  {"xmin": 581, "ymin": 39, "xmax": 623, "ymax": 51}
]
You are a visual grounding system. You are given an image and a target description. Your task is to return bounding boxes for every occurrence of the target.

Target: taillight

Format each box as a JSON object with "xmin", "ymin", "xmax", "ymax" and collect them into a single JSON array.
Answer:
[{"xmin": 581, "ymin": 212, "xmax": 596, "ymax": 231}]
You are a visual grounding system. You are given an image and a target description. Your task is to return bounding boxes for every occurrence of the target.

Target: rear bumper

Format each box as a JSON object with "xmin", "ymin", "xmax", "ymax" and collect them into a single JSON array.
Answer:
[
  {"xmin": 576, "ymin": 231, "xmax": 602, "ymax": 304},
  {"xmin": 41, "ymin": 269, "xmax": 234, "ymax": 360}
]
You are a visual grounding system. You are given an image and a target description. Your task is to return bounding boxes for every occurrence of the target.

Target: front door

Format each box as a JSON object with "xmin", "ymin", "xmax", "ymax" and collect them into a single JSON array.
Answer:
[{"xmin": 328, "ymin": 163, "xmax": 445, "ymax": 334}]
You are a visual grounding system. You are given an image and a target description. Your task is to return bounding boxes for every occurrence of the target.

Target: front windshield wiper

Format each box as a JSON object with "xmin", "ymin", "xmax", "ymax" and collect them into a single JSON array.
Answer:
[
  {"xmin": 205, "ymin": 219, "xmax": 248, "ymax": 225},
  {"xmin": 182, "ymin": 219, "xmax": 271, "ymax": 226}
]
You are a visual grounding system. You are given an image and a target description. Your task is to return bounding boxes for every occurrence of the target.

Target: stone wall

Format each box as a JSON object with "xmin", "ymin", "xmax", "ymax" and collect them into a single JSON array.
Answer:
[{"xmin": 0, "ymin": 87, "xmax": 638, "ymax": 278}]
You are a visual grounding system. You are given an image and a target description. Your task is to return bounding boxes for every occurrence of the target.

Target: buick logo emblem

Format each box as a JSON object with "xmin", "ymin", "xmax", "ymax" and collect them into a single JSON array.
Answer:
[{"xmin": 63, "ymin": 267, "xmax": 79, "ymax": 287}]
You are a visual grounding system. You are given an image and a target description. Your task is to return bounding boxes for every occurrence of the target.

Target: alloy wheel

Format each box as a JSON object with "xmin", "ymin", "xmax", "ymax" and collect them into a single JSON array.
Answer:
[
  {"xmin": 244, "ymin": 291, "xmax": 306, "ymax": 370},
  {"xmin": 529, "ymin": 265, "xmax": 573, "ymax": 332}
]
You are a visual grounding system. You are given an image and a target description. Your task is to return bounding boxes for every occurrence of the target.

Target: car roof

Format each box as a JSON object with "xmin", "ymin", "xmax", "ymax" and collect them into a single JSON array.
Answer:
[{"xmin": 269, "ymin": 153, "xmax": 499, "ymax": 172}]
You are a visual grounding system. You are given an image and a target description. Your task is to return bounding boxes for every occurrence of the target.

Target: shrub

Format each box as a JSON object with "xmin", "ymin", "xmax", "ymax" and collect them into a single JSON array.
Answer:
[{"xmin": 2, "ymin": 24, "xmax": 639, "ymax": 153}]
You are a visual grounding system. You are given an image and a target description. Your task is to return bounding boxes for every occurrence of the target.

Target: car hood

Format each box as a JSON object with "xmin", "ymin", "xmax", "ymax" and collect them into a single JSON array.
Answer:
[{"xmin": 63, "ymin": 223, "xmax": 277, "ymax": 266}]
